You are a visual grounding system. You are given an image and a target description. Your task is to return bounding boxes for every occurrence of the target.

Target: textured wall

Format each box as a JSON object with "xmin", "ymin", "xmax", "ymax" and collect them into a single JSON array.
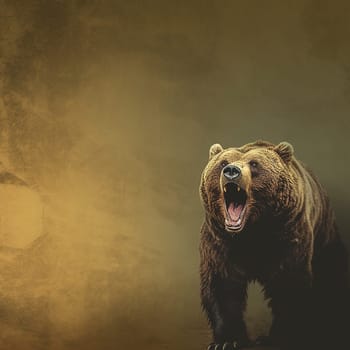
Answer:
[{"xmin": 0, "ymin": 1, "xmax": 349, "ymax": 349}]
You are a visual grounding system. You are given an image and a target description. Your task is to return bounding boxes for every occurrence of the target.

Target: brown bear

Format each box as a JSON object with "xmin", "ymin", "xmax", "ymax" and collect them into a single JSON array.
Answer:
[{"xmin": 199, "ymin": 140, "xmax": 349, "ymax": 350}]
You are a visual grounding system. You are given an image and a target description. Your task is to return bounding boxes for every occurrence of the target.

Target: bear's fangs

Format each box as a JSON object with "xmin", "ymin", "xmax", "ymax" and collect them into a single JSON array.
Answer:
[
  {"xmin": 224, "ymin": 186, "xmax": 241, "ymax": 192},
  {"xmin": 223, "ymin": 183, "xmax": 248, "ymax": 232}
]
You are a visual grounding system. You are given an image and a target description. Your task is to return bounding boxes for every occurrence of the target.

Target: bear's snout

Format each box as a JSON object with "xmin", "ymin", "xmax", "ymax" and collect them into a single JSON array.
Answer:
[{"xmin": 222, "ymin": 164, "xmax": 241, "ymax": 181}]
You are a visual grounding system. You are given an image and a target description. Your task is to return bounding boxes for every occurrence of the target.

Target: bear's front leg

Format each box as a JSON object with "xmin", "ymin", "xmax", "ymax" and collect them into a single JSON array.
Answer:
[
  {"xmin": 264, "ymin": 266, "xmax": 313, "ymax": 350},
  {"xmin": 200, "ymin": 270, "xmax": 249, "ymax": 350}
]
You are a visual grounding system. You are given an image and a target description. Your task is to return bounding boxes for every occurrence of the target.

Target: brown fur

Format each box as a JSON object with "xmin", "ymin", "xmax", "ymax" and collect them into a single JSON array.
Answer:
[{"xmin": 199, "ymin": 140, "xmax": 349, "ymax": 350}]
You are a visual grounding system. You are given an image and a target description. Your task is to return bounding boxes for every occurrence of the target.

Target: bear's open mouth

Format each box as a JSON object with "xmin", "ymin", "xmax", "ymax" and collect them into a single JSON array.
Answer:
[{"xmin": 223, "ymin": 182, "xmax": 247, "ymax": 232}]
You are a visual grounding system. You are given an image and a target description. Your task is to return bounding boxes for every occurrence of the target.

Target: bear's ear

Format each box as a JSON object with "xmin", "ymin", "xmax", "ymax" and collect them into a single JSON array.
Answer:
[
  {"xmin": 209, "ymin": 143, "xmax": 223, "ymax": 160},
  {"xmin": 274, "ymin": 142, "xmax": 294, "ymax": 163}
]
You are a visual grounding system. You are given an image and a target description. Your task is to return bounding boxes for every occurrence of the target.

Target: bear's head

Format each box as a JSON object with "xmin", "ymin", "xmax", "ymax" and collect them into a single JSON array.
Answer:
[{"xmin": 199, "ymin": 140, "xmax": 297, "ymax": 235}]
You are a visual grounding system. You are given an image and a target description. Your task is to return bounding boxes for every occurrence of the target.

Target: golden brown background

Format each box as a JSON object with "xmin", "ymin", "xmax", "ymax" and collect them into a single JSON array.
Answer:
[{"xmin": 0, "ymin": 1, "xmax": 349, "ymax": 349}]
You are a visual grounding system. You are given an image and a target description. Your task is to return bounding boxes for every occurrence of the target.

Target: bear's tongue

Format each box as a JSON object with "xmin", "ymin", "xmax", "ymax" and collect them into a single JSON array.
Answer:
[{"xmin": 228, "ymin": 202, "xmax": 243, "ymax": 222}]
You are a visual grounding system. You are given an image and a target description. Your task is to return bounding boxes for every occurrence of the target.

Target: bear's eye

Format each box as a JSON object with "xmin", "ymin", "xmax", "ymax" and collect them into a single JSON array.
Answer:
[
  {"xmin": 249, "ymin": 160, "xmax": 258, "ymax": 168},
  {"xmin": 221, "ymin": 160, "xmax": 229, "ymax": 168}
]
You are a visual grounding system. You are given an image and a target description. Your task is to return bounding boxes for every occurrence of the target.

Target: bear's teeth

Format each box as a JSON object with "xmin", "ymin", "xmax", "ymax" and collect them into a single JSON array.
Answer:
[
  {"xmin": 237, "ymin": 186, "xmax": 240, "ymax": 192},
  {"xmin": 224, "ymin": 186, "xmax": 227, "ymax": 192}
]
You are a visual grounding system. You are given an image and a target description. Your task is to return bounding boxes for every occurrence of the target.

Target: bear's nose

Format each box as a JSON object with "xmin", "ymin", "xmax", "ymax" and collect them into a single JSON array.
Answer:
[{"xmin": 223, "ymin": 164, "xmax": 241, "ymax": 180}]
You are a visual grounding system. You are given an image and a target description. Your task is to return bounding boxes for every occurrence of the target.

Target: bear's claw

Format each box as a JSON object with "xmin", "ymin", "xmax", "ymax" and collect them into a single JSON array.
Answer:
[{"xmin": 207, "ymin": 341, "xmax": 240, "ymax": 350}]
